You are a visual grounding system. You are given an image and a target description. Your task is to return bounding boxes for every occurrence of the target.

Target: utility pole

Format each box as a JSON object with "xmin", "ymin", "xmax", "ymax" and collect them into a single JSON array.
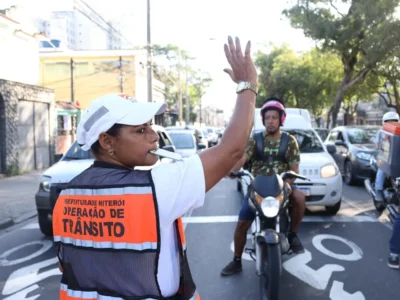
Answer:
[
  {"xmin": 185, "ymin": 57, "xmax": 190, "ymax": 125},
  {"xmin": 119, "ymin": 56, "xmax": 124, "ymax": 93},
  {"xmin": 70, "ymin": 58, "xmax": 75, "ymax": 103},
  {"xmin": 178, "ymin": 48, "xmax": 183, "ymax": 124},
  {"xmin": 147, "ymin": 0, "xmax": 152, "ymax": 102}
]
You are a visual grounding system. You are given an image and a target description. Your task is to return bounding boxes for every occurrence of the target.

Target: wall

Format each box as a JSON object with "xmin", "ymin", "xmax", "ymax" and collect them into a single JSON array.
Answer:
[
  {"xmin": 39, "ymin": 54, "xmax": 136, "ymax": 108},
  {"xmin": 0, "ymin": 80, "xmax": 55, "ymax": 175},
  {"xmin": 0, "ymin": 14, "xmax": 40, "ymax": 85}
]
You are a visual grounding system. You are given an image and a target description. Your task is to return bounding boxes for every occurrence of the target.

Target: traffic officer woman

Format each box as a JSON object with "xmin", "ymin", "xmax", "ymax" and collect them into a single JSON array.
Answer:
[{"xmin": 52, "ymin": 36, "xmax": 258, "ymax": 300}]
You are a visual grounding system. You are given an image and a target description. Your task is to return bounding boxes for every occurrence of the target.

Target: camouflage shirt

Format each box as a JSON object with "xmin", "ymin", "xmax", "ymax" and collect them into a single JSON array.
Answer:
[{"xmin": 245, "ymin": 131, "xmax": 300, "ymax": 177}]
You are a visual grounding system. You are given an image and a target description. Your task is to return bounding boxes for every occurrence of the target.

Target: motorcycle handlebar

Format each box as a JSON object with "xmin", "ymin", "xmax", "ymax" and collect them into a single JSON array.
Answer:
[
  {"xmin": 281, "ymin": 170, "xmax": 310, "ymax": 181},
  {"xmin": 230, "ymin": 170, "xmax": 310, "ymax": 182}
]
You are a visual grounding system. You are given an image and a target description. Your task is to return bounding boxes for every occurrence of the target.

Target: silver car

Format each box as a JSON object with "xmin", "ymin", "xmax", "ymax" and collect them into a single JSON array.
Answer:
[{"xmin": 168, "ymin": 130, "xmax": 206, "ymax": 158}]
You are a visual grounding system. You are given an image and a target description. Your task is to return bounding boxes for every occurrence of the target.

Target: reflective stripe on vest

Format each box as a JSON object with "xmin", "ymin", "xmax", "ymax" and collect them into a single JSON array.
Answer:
[
  {"xmin": 60, "ymin": 284, "xmax": 201, "ymax": 300},
  {"xmin": 53, "ymin": 186, "xmax": 158, "ymax": 251},
  {"xmin": 177, "ymin": 218, "xmax": 186, "ymax": 251}
]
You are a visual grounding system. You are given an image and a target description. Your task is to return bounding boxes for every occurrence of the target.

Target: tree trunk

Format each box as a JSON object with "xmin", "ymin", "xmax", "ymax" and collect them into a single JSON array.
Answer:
[
  {"xmin": 331, "ymin": 57, "xmax": 371, "ymax": 127},
  {"xmin": 316, "ymin": 117, "xmax": 321, "ymax": 127},
  {"xmin": 393, "ymin": 85, "xmax": 400, "ymax": 115},
  {"xmin": 326, "ymin": 106, "xmax": 333, "ymax": 129}
]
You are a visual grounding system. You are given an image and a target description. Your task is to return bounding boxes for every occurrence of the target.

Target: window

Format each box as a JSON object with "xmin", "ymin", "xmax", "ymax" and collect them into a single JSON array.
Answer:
[
  {"xmin": 286, "ymin": 129, "xmax": 324, "ymax": 153},
  {"xmin": 63, "ymin": 142, "xmax": 94, "ymax": 160},
  {"xmin": 169, "ymin": 132, "xmax": 195, "ymax": 149},
  {"xmin": 161, "ymin": 132, "xmax": 172, "ymax": 146},
  {"xmin": 328, "ymin": 131, "xmax": 338, "ymax": 142},
  {"xmin": 347, "ymin": 128, "xmax": 377, "ymax": 144}
]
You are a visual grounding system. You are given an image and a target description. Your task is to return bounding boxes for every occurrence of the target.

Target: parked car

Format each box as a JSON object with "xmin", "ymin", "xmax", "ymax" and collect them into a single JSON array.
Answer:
[
  {"xmin": 35, "ymin": 125, "xmax": 176, "ymax": 237},
  {"xmin": 206, "ymin": 127, "xmax": 219, "ymax": 147},
  {"xmin": 238, "ymin": 115, "xmax": 343, "ymax": 215},
  {"xmin": 314, "ymin": 128, "xmax": 329, "ymax": 142},
  {"xmin": 168, "ymin": 130, "xmax": 206, "ymax": 158},
  {"xmin": 166, "ymin": 126, "xmax": 208, "ymax": 149},
  {"xmin": 324, "ymin": 125, "xmax": 380, "ymax": 185}
]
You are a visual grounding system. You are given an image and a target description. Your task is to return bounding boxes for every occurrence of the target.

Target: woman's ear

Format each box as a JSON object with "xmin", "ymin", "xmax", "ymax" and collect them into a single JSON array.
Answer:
[{"xmin": 98, "ymin": 133, "xmax": 115, "ymax": 152}]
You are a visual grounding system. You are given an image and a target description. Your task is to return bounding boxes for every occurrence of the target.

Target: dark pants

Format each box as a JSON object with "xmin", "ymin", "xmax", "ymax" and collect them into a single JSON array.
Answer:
[{"xmin": 390, "ymin": 210, "xmax": 400, "ymax": 254}]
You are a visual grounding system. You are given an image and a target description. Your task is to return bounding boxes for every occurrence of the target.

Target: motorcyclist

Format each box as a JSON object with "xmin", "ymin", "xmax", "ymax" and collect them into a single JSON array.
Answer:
[
  {"xmin": 374, "ymin": 111, "xmax": 399, "ymax": 201},
  {"xmin": 220, "ymin": 97, "xmax": 306, "ymax": 276}
]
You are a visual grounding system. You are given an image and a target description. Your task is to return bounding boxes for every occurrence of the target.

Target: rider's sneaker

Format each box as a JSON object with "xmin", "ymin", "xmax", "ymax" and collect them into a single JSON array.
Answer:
[
  {"xmin": 375, "ymin": 189, "xmax": 384, "ymax": 201},
  {"xmin": 388, "ymin": 254, "xmax": 399, "ymax": 269},
  {"xmin": 288, "ymin": 233, "xmax": 305, "ymax": 254},
  {"xmin": 220, "ymin": 261, "xmax": 242, "ymax": 276}
]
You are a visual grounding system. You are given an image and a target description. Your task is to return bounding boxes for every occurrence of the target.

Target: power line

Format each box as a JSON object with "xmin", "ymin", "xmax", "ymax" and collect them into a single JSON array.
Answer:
[{"xmin": 75, "ymin": 0, "xmax": 137, "ymax": 49}]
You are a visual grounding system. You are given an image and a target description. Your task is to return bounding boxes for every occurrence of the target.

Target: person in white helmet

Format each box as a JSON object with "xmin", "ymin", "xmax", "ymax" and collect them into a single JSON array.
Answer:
[{"xmin": 374, "ymin": 111, "xmax": 400, "ymax": 201}]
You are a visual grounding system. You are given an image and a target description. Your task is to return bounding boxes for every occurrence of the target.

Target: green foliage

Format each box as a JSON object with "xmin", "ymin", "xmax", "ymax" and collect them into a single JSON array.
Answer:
[
  {"xmin": 152, "ymin": 44, "xmax": 212, "ymax": 115},
  {"xmin": 283, "ymin": 0, "xmax": 400, "ymax": 126}
]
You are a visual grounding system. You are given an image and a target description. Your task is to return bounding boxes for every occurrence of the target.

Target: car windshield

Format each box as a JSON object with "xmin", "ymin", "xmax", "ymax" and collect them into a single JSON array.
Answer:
[
  {"xmin": 315, "ymin": 129, "xmax": 329, "ymax": 141},
  {"xmin": 202, "ymin": 130, "xmax": 208, "ymax": 137},
  {"xmin": 347, "ymin": 128, "xmax": 377, "ymax": 144},
  {"xmin": 63, "ymin": 142, "xmax": 94, "ymax": 160},
  {"xmin": 286, "ymin": 129, "xmax": 324, "ymax": 153},
  {"xmin": 169, "ymin": 132, "xmax": 195, "ymax": 149}
]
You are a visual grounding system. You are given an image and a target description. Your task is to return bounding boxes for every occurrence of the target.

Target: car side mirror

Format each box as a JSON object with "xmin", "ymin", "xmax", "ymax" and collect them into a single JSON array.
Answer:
[
  {"xmin": 335, "ymin": 140, "xmax": 346, "ymax": 147},
  {"xmin": 326, "ymin": 144, "xmax": 336, "ymax": 154},
  {"xmin": 54, "ymin": 153, "xmax": 63, "ymax": 163},
  {"xmin": 198, "ymin": 143, "xmax": 206, "ymax": 150},
  {"xmin": 163, "ymin": 145, "xmax": 175, "ymax": 153}
]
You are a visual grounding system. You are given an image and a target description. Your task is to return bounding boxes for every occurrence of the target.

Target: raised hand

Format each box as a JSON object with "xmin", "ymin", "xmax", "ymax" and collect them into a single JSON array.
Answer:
[{"xmin": 223, "ymin": 36, "xmax": 258, "ymax": 86}]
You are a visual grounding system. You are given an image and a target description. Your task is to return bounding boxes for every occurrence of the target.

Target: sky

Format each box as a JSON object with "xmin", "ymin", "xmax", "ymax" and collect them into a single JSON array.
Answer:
[{"xmin": 2, "ymin": 0, "xmax": 316, "ymax": 118}]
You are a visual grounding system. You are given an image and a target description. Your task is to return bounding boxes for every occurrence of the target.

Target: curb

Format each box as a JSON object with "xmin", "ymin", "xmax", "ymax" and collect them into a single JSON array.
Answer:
[{"xmin": 0, "ymin": 211, "xmax": 37, "ymax": 231}]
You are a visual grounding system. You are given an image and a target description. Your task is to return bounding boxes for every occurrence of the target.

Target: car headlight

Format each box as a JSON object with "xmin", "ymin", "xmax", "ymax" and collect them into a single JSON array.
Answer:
[
  {"xmin": 320, "ymin": 164, "xmax": 338, "ymax": 178},
  {"xmin": 261, "ymin": 196, "xmax": 280, "ymax": 218},
  {"xmin": 356, "ymin": 152, "xmax": 372, "ymax": 161},
  {"xmin": 40, "ymin": 175, "xmax": 51, "ymax": 192}
]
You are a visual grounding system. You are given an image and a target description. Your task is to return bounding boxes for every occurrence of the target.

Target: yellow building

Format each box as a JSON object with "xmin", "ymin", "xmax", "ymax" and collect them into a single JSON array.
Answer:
[{"xmin": 39, "ymin": 49, "xmax": 149, "ymax": 109}]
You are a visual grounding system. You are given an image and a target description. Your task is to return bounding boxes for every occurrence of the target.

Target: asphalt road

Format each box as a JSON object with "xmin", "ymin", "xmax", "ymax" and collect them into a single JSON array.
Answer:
[{"xmin": 0, "ymin": 179, "xmax": 398, "ymax": 300}]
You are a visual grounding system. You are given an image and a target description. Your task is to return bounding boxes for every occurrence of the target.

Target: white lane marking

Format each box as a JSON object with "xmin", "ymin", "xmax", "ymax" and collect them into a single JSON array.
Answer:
[
  {"xmin": 19, "ymin": 214, "xmax": 379, "ymax": 231},
  {"xmin": 181, "ymin": 215, "xmax": 377, "ymax": 224},
  {"xmin": 312, "ymin": 234, "xmax": 363, "ymax": 262},
  {"xmin": 329, "ymin": 281, "xmax": 365, "ymax": 300},
  {"xmin": 283, "ymin": 249, "xmax": 345, "ymax": 290}
]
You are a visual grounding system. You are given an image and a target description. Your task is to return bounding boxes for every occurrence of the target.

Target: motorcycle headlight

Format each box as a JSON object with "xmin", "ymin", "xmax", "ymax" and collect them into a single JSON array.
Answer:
[
  {"xmin": 320, "ymin": 164, "xmax": 338, "ymax": 178},
  {"xmin": 356, "ymin": 152, "xmax": 372, "ymax": 161},
  {"xmin": 261, "ymin": 196, "xmax": 280, "ymax": 218},
  {"xmin": 39, "ymin": 175, "xmax": 51, "ymax": 192}
]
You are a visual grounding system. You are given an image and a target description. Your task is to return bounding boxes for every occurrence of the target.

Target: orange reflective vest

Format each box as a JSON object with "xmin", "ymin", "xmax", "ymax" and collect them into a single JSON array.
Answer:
[{"xmin": 52, "ymin": 162, "xmax": 200, "ymax": 300}]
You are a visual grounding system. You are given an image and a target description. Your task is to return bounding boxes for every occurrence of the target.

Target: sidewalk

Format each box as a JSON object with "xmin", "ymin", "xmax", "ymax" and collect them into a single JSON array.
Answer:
[{"xmin": 0, "ymin": 171, "xmax": 42, "ymax": 230}]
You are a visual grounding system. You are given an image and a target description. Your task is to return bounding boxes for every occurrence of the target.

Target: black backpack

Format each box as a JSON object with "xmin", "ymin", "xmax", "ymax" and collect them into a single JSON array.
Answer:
[{"xmin": 244, "ymin": 131, "xmax": 289, "ymax": 172}]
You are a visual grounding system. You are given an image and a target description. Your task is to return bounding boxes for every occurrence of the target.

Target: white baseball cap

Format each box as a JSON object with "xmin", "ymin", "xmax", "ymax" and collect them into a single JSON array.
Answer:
[{"xmin": 77, "ymin": 93, "xmax": 167, "ymax": 151}]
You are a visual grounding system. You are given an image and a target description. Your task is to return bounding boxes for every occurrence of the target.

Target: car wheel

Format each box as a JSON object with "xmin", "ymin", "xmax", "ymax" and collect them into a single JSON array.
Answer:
[
  {"xmin": 325, "ymin": 199, "xmax": 341, "ymax": 215},
  {"xmin": 344, "ymin": 160, "xmax": 356, "ymax": 185},
  {"xmin": 38, "ymin": 211, "xmax": 53, "ymax": 237}
]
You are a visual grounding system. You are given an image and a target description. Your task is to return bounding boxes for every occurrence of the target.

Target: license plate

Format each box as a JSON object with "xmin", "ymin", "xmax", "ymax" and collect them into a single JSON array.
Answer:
[{"xmin": 299, "ymin": 187, "xmax": 311, "ymax": 196}]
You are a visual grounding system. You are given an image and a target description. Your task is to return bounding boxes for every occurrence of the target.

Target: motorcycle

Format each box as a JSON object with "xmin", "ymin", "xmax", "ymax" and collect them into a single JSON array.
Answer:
[
  {"xmin": 231, "ymin": 170, "xmax": 309, "ymax": 300},
  {"xmin": 364, "ymin": 156, "xmax": 399, "ymax": 212}
]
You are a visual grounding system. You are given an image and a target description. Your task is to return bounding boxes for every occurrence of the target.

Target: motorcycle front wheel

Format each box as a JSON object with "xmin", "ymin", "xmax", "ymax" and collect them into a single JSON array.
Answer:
[{"xmin": 260, "ymin": 243, "xmax": 281, "ymax": 300}]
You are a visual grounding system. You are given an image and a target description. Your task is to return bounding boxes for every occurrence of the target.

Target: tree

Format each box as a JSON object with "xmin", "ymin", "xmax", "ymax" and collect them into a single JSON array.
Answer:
[
  {"xmin": 283, "ymin": 0, "xmax": 400, "ymax": 127},
  {"xmin": 254, "ymin": 44, "xmax": 294, "ymax": 106},
  {"xmin": 369, "ymin": 55, "xmax": 400, "ymax": 114},
  {"xmin": 152, "ymin": 44, "xmax": 212, "ymax": 124},
  {"xmin": 255, "ymin": 45, "xmax": 343, "ymax": 125}
]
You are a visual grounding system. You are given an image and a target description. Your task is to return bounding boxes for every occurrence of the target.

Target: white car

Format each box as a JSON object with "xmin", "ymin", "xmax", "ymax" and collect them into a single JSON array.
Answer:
[
  {"xmin": 168, "ymin": 129, "xmax": 206, "ymax": 158},
  {"xmin": 238, "ymin": 115, "xmax": 343, "ymax": 215},
  {"xmin": 34, "ymin": 125, "xmax": 176, "ymax": 236}
]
